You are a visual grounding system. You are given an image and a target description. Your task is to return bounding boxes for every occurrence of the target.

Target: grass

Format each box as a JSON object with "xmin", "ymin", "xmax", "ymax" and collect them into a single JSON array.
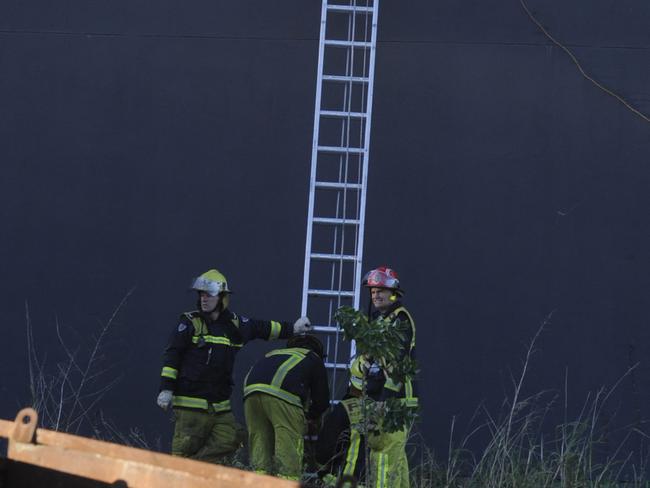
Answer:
[
  {"xmin": 22, "ymin": 289, "xmax": 159, "ymax": 448},
  {"xmin": 407, "ymin": 314, "xmax": 648, "ymax": 488}
]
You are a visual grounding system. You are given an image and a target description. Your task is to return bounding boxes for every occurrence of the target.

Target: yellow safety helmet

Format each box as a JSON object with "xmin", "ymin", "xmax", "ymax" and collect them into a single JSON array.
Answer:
[
  {"xmin": 349, "ymin": 355, "xmax": 384, "ymax": 396},
  {"xmin": 349, "ymin": 356, "xmax": 367, "ymax": 391},
  {"xmin": 191, "ymin": 269, "xmax": 231, "ymax": 310},
  {"xmin": 190, "ymin": 269, "xmax": 232, "ymax": 296}
]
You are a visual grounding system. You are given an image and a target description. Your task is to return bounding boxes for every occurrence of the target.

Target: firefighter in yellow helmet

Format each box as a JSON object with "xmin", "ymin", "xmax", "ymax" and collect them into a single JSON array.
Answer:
[
  {"xmin": 157, "ymin": 269, "xmax": 312, "ymax": 464},
  {"xmin": 350, "ymin": 266, "xmax": 417, "ymax": 488}
]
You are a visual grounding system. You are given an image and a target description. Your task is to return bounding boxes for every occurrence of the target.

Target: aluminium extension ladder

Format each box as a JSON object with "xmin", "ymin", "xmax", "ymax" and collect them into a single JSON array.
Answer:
[{"xmin": 301, "ymin": 0, "xmax": 380, "ymax": 400}]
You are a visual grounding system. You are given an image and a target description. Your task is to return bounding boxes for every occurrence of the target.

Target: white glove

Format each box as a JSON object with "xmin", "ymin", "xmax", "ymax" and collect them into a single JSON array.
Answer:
[
  {"xmin": 157, "ymin": 390, "xmax": 173, "ymax": 410},
  {"xmin": 293, "ymin": 316, "xmax": 312, "ymax": 334}
]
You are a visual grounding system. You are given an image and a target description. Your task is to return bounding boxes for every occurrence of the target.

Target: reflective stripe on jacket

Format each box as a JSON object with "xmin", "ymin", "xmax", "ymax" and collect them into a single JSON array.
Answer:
[
  {"xmin": 244, "ymin": 347, "xmax": 330, "ymax": 419},
  {"xmin": 160, "ymin": 309, "xmax": 293, "ymax": 410},
  {"xmin": 373, "ymin": 303, "xmax": 418, "ymax": 406}
]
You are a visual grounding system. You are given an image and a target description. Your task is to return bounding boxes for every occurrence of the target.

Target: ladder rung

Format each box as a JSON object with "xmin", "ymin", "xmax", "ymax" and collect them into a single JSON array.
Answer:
[
  {"xmin": 312, "ymin": 324, "xmax": 341, "ymax": 333},
  {"xmin": 308, "ymin": 289, "xmax": 355, "ymax": 297},
  {"xmin": 315, "ymin": 181, "xmax": 362, "ymax": 190},
  {"xmin": 317, "ymin": 145, "xmax": 365, "ymax": 154},
  {"xmin": 327, "ymin": 5, "xmax": 374, "ymax": 13},
  {"xmin": 313, "ymin": 217, "xmax": 360, "ymax": 225},
  {"xmin": 324, "ymin": 40, "xmax": 373, "ymax": 48},
  {"xmin": 311, "ymin": 252, "xmax": 357, "ymax": 261},
  {"xmin": 325, "ymin": 362, "xmax": 350, "ymax": 370},
  {"xmin": 322, "ymin": 75, "xmax": 369, "ymax": 83},
  {"xmin": 320, "ymin": 110, "xmax": 367, "ymax": 119}
]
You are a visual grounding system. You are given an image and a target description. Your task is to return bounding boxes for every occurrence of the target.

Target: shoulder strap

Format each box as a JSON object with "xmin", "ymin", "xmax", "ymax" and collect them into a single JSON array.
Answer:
[
  {"xmin": 220, "ymin": 310, "xmax": 240, "ymax": 328},
  {"xmin": 389, "ymin": 306, "xmax": 416, "ymax": 350},
  {"xmin": 231, "ymin": 313, "xmax": 240, "ymax": 328},
  {"xmin": 182, "ymin": 311, "xmax": 207, "ymax": 336}
]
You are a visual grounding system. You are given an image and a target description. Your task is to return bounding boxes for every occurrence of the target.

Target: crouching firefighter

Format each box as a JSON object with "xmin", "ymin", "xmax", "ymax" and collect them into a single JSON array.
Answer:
[
  {"xmin": 243, "ymin": 334, "xmax": 330, "ymax": 480},
  {"xmin": 157, "ymin": 268, "xmax": 312, "ymax": 464},
  {"xmin": 315, "ymin": 370, "xmax": 386, "ymax": 487}
]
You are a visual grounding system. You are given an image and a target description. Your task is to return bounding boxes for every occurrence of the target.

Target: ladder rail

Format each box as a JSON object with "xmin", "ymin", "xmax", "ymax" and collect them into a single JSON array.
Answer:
[
  {"xmin": 351, "ymin": 0, "xmax": 379, "ymax": 358},
  {"xmin": 301, "ymin": 0, "xmax": 329, "ymax": 318},
  {"xmin": 327, "ymin": 4, "xmax": 359, "ymax": 392}
]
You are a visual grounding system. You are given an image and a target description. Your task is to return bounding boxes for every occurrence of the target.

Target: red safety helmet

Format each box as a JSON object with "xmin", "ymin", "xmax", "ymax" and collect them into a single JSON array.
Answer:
[{"xmin": 362, "ymin": 266, "xmax": 404, "ymax": 295}]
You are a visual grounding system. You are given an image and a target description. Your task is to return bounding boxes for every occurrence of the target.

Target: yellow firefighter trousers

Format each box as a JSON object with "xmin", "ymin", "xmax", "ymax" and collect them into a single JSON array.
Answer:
[
  {"xmin": 368, "ymin": 427, "xmax": 409, "ymax": 488},
  {"xmin": 244, "ymin": 393, "xmax": 305, "ymax": 480},
  {"xmin": 171, "ymin": 408, "xmax": 244, "ymax": 464}
]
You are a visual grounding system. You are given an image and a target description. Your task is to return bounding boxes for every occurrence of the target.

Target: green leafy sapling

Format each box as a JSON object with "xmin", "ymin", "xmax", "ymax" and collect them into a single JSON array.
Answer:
[{"xmin": 335, "ymin": 306, "xmax": 419, "ymax": 433}]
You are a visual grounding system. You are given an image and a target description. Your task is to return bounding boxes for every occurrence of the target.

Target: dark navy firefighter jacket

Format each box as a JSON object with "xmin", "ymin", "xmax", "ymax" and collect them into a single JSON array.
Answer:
[{"xmin": 160, "ymin": 309, "xmax": 294, "ymax": 412}]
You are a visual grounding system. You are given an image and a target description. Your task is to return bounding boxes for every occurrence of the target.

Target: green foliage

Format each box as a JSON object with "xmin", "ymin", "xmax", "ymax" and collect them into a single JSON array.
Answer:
[
  {"xmin": 334, "ymin": 306, "xmax": 419, "ymax": 434},
  {"xmin": 335, "ymin": 306, "xmax": 418, "ymax": 385},
  {"xmin": 382, "ymin": 397, "xmax": 419, "ymax": 433},
  {"xmin": 336, "ymin": 306, "xmax": 403, "ymax": 356}
]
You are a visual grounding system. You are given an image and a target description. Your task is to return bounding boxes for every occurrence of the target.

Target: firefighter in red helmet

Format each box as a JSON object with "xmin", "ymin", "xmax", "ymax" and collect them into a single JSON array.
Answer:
[{"xmin": 351, "ymin": 266, "xmax": 417, "ymax": 488}]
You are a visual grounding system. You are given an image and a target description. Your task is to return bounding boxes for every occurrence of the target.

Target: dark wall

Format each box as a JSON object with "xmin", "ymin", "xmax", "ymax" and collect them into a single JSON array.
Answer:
[{"xmin": 1, "ymin": 0, "xmax": 649, "ymax": 457}]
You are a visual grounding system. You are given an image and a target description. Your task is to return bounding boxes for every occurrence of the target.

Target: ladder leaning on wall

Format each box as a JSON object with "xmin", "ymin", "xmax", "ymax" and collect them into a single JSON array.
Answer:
[{"xmin": 301, "ymin": 0, "xmax": 380, "ymax": 400}]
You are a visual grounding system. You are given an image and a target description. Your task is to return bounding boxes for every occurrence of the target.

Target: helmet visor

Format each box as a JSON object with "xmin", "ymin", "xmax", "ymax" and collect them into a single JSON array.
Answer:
[{"xmin": 191, "ymin": 276, "xmax": 225, "ymax": 296}]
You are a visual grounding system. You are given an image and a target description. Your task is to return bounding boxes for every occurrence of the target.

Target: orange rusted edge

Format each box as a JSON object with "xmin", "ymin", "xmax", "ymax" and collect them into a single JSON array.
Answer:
[{"xmin": 1, "ymin": 408, "xmax": 299, "ymax": 488}]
